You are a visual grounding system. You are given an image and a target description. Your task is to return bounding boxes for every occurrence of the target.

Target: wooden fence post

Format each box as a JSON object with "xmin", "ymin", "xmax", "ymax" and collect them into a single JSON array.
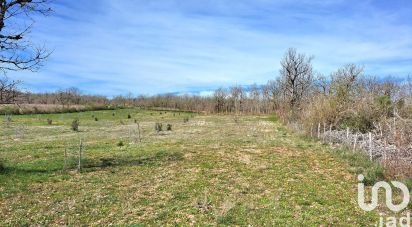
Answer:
[
  {"xmin": 78, "ymin": 138, "xmax": 83, "ymax": 173},
  {"xmin": 346, "ymin": 128, "xmax": 349, "ymax": 140},
  {"xmin": 383, "ymin": 139, "xmax": 387, "ymax": 165},
  {"xmin": 369, "ymin": 132, "xmax": 372, "ymax": 161},
  {"xmin": 379, "ymin": 122, "xmax": 383, "ymax": 137},
  {"xmin": 329, "ymin": 124, "xmax": 332, "ymax": 143},
  {"xmin": 310, "ymin": 123, "xmax": 313, "ymax": 138},
  {"xmin": 318, "ymin": 123, "xmax": 320, "ymax": 139},
  {"xmin": 64, "ymin": 145, "xmax": 67, "ymax": 170},
  {"xmin": 353, "ymin": 133, "xmax": 357, "ymax": 152},
  {"xmin": 323, "ymin": 122, "xmax": 326, "ymax": 142},
  {"xmin": 393, "ymin": 108, "xmax": 396, "ymax": 139},
  {"xmin": 137, "ymin": 122, "xmax": 142, "ymax": 142}
]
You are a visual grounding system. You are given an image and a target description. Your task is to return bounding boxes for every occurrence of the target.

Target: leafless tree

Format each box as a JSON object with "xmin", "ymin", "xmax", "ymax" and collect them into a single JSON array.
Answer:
[
  {"xmin": 313, "ymin": 73, "xmax": 329, "ymax": 96},
  {"xmin": 0, "ymin": 0, "xmax": 51, "ymax": 71},
  {"xmin": 56, "ymin": 87, "xmax": 81, "ymax": 107},
  {"xmin": 279, "ymin": 48, "xmax": 314, "ymax": 108},
  {"xmin": 264, "ymin": 80, "xmax": 282, "ymax": 111},
  {"xmin": 329, "ymin": 64, "xmax": 364, "ymax": 103},
  {"xmin": 214, "ymin": 88, "xmax": 227, "ymax": 113},
  {"xmin": 0, "ymin": 0, "xmax": 51, "ymax": 72},
  {"xmin": 0, "ymin": 75, "xmax": 20, "ymax": 103},
  {"xmin": 249, "ymin": 83, "xmax": 260, "ymax": 113},
  {"xmin": 229, "ymin": 85, "xmax": 243, "ymax": 114}
]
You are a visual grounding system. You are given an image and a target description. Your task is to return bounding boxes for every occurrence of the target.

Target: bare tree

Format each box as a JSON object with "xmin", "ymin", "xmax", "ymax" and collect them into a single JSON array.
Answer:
[
  {"xmin": 313, "ymin": 73, "xmax": 329, "ymax": 96},
  {"xmin": 265, "ymin": 79, "xmax": 282, "ymax": 111},
  {"xmin": 229, "ymin": 85, "xmax": 243, "ymax": 114},
  {"xmin": 249, "ymin": 83, "xmax": 260, "ymax": 113},
  {"xmin": 0, "ymin": 0, "xmax": 51, "ymax": 72},
  {"xmin": 330, "ymin": 64, "xmax": 364, "ymax": 103},
  {"xmin": 214, "ymin": 88, "xmax": 227, "ymax": 113},
  {"xmin": 279, "ymin": 48, "xmax": 314, "ymax": 108},
  {"xmin": 0, "ymin": 75, "xmax": 20, "ymax": 103},
  {"xmin": 56, "ymin": 87, "xmax": 81, "ymax": 107}
]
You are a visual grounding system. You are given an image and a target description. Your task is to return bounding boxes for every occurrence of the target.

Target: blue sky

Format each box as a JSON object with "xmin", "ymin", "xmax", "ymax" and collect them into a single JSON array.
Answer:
[{"xmin": 11, "ymin": 0, "xmax": 412, "ymax": 96}]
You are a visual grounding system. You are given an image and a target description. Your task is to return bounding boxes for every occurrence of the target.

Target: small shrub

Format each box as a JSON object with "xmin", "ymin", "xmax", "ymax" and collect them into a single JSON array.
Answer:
[
  {"xmin": 167, "ymin": 124, "xmax": 172, "ymax": 131},
  {"xmin": 404, "ymin": 179, "xmax": 412, "ymax": 192},
  {"xmin": 134, "ymin": 119, "xmax": 137, "ymax": 123},
  {"xmin": 91, "ymin": 115, "xmax": 94, "ymax": 118},
  {"xmin": 5, "ymin": 115, "xmax": 12, "ymax": 122},
  {"xmin": 112, "ymin": 113, "xmax": 115, "ymax": 116},
  {"xmin": 183, "ymin": 117, "xmax": 189, "ymax": 123},
  {"xmin": 95, "ymin": 117, "xmax": 99, "ymax": 121},
  {"xmin": 155, "ymin": 122, "xmax": 163, "ymax": 132},
  {"xmin": 47, "ymin": 119, "xmax": 53, "ymax": 125},
  {"xmin": 71, "ymin": 119, "xmax": 80, "ymax": 131},
  {"xmin": 117, "ymin": 141, "xmax": 124, "ymax": 147},
  {"xmin": 128, "ymin": 114, "xmax": 132, "ymax": 119},
  {"xmin": 0, "ymin": 161, "xmax": 5, "ymax": 173},
  {"xmin": 341, "ymin": 115, "xmax": 374, "ymax": 133},
  {"xmin": 334, "ymin": 148, "xmax": 384, "ymax": 186}
]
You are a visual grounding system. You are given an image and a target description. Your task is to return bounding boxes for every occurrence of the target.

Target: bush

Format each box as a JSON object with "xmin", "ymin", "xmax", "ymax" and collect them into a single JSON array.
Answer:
[
  {"xmin": 333, "ymin": 148, "xmax": 384, "ymax": 186},
  {"xmin": 128, "ymin": 114, "xmax": 132, "ymax": 119},
  {"xmin": 47, "ymin": 119, "xmax": 53, "ymax": 125},
  {"xmin": 340, "ymin": 115, "xmax": 374, "ymax": 133},
  {"xmin": 117, "ymin": 141, "xmax": 124, "ymax": 147},
  {"xmin": 0, "ymin": 106, "xmax": 19, "ymax": 115},
  {"xmin": 155, "ymin": 122, "xmax": 163, "ymax": 132},
  {"xmin": 183, "ymin": 117, "xmax": 189, "ymax": 123},
  {"xmin": 0, "ymin": 161, "xmax": 5, "ymax": 173},
  {"xmin": 167, "ymin": 124, "xmax": 172, "ymax": 131},
  {"xmin": 71, "ymin": 119, "xmax": 80, "ymax": 131},
  {"xmin": 112, "ymin": 113, "xmax": 115, "ymax": 116},
  {"xmin": 4, "ymin": 115, "xmax": 12, "ymax": 123},
  {"xmin": 95, "ymin": 117, "xmax": 99, "ymax": 121}
]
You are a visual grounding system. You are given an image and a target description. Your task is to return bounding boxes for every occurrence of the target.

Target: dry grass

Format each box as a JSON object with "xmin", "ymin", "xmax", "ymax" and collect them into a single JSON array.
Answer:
[{"xmin": 0, "ymin": 109, "xmax": 381, "ymax": 225}]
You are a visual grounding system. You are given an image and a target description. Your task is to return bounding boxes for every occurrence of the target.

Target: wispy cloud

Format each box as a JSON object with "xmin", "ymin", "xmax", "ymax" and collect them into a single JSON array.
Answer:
[{"xmin": 12, "ymin": 0, "xmax": 412, "ymax": 96}]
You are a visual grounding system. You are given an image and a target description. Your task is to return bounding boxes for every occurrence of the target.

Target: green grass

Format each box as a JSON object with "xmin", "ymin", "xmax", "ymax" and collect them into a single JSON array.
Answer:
[{"xmin": 0, "ymin": 109, "xmax": 385, "ymax": 225}]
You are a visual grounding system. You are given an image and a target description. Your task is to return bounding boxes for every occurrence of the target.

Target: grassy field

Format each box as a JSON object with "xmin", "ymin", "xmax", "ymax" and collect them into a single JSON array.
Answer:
[{"xmin": 0, "ymin": 109, "xmax": 380, "ymax": 225}]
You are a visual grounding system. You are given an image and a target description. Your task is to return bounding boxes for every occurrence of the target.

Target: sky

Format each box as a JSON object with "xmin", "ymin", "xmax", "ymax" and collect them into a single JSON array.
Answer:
[{"xmin": 10, "ymin": 0, "xmax": 412, "ymax": 96}]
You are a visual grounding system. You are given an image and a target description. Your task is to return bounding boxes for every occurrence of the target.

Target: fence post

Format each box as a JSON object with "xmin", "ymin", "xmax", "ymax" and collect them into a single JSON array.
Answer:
[
  {"xmin": 310, "ymin": 123, "xmax": 313, "ymax": 138},
  {"xmin": 329, "ymin": 125, "xmax": 332, "ymax": 143},
  {"xmin": 369, "ymin": 132, "xmax": 372, "ymax": 161},
  {"xmin": 323, "ymin": 122, "xmax": 326, "ymax": 142},
  {"xmin": 353, "ymin": 133, "xmax": 357, "ymax": 152},
  {"xmin": 78, "ymin": 138, "xmax": 83, "ymax": 173},
  {"xmin": 393, "ymin": 108, "xmax": 396, "ymax": 139},
  {"xmin": 383, "ymin": 139, "xmax": 387, "ymax": 165},
  {"xmin": 379, "ymin": 122, "xmax": 383, "ymax": 137},
  {"xmin": 137, "ymin": 122, "xmax": 142, "ymax": 142},
  {"xmin": 318, "ymin": 123, "xmax": 320, "ymax": 139},
  {"xmin": 346, "ymin": 127, "xmax": 349, "ymax": 140},
  {"xmin": 64, "ymin": 145, "xmax": 67, "ymax": 170}
]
